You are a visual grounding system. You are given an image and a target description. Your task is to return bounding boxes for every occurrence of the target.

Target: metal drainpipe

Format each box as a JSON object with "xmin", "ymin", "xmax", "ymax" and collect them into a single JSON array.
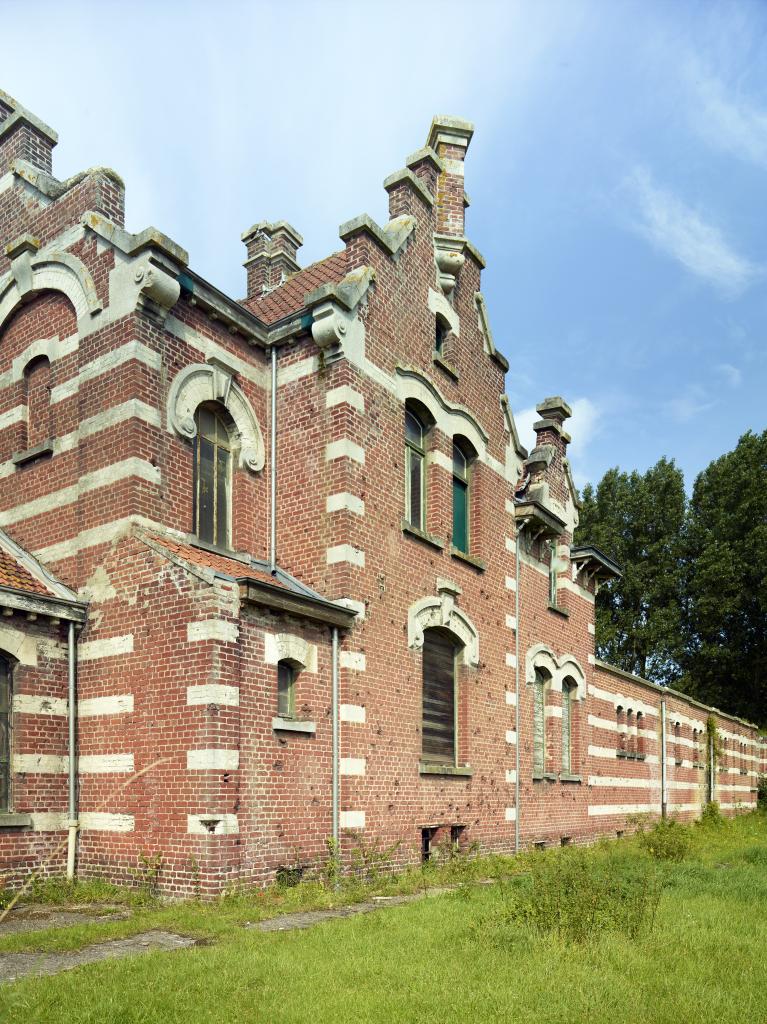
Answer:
[
  {"xmin": 269, "ymin": 345, "xmax": 277, "ymax": 573},
  {"xmin": 709, "ymin": 730, "xmax": 715, "ymax": 804},
  {"xmin": 331, "ymin": 627, "xmax": 340, "ymax": 855},
  {"xmin": 514, "ymin": 521, "xmax": 526, "ymax": 854},
  {"xmin": 660, "ymin": 699, "xmax": 667, "ymax": 820},
  {"xmin": 66, "ymin": 621, "xmax": 78, "ymax": 880}
]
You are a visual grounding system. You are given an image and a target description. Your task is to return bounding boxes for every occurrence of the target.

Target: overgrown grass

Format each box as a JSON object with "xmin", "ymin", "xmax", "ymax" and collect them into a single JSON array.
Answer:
[{"xmin": 1, "ymin": 813, "xmax": 766, "ymax": 1023}]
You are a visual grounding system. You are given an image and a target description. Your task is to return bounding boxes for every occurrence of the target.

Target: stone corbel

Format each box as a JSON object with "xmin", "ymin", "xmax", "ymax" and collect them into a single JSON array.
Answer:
[
  {"xmin": 311, "ymin": 302, "xmax": 348, "ymax": 351},
  {"xmin": 133, "ymin": 256, "xmax": 180, "ymax": 326},
  {"xmin": 6, "ymin": 234, "xmax": 41, "ymax": 299},
  {"xmin": 433, "ymin": 235, "xmax": 465, "ymax": 295}
]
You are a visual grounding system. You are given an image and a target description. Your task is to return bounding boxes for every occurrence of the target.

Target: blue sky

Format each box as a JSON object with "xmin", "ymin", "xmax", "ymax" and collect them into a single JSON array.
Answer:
[{"xmin": 4, "ymin": 0, "xmax": 766, "ymax": 491}]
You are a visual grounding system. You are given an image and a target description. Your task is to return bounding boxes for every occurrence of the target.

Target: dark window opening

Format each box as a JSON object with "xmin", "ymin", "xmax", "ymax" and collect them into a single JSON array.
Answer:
[
  {"xmin": 0, "ymin": 658, "xmax": 11, "ymax": 812},
  {"xmin": 421, "ymin": 827, "xmax": 437, "ymax": 862},
  {"xmin": 435, "ymin": 315, "xmax": 449, "ymax": 354},
  {"xmin": 450, "ymin": 824, "xmax": 465, "ymax": 851},
  {"xmin": 277, "ymin": 660, "xmax": 297, "ymax": 718},
  {"xmin": 422, "ymin": 627, "xmax": 460, "ymax": 764},
  {"xmin": 193, "ymin": 404, "xmax": 232, "ymax": 549}
]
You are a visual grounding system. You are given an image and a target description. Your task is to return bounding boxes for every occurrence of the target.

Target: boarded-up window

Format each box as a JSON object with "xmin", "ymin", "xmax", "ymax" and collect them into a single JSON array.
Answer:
[
  {"xmin": 422, "ymin": 628, "xmax": 459, "ymax": 764},
  {"xmin": 24, "ymin": 356, "xmax": 52, "ymax": 450},
  {"xmin": 405, "ymin": 408, "xmax": 426, "ymax": 531},
  {"xmin": 277, "ymin": 660, "xmax": 296, "ymax": 718},
  {"xmin": 533, "ymin": 668, "xmax": 548, "ymax": 777},
  {"xmin": 562, "ymin": 678, "xmax": 575, "ymax": 773},
  {"xmin": 0, "ymin": 658, "xmax": 11, "ymax": 812},
  {"xmin": 636, "ymin": 711, "xmax": 645, "ymax": 755},
  {"xmin": 193, "ymin": 404, "xmax": 232, "ymax": 548}
]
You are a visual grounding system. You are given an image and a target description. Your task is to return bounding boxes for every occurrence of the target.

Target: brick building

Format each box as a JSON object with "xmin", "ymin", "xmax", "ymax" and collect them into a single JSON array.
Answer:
[{"xmin": 0, "ymin": 90, "xmax": 760, "ymax": 895}]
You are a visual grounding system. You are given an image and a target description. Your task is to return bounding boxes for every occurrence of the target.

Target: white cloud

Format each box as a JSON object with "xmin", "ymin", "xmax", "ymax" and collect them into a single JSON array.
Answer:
[
  {"xmin": 685, "ymin": 58, "xmax": 767, "ymax": 170},
  {"xmin": 664, "ymin": 385, "xmax": 715, "ymax": 424},
  {"xmin": 716, "ymin": 363, "xmax": 742, "ymax": 388},
  {"xmin": 622, "ymin": 166, "xmax": 760, "ymax": 297}
]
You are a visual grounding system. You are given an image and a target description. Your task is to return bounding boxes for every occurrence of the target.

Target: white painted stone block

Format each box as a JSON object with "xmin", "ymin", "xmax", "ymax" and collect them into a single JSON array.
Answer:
[
  {"xmin": 326, "ymin": 386, "xmax": 365, "ymax": 412},
  {"xmin": 505, "ymin": 537, "xmax": 516, "ymax": 554},
  {"xmin": 326, "ymin": 492, "xmax": 365, "ymax": 515},
  {"xmin": 505, "ymin": 575, "xmax": 517, "ymax": 591},
  {"xmin": 340, "ymin": 704, "xmax": 366, "ymax": 724},
  {"xmin": 30, "ymin": 812, "xmax": 67, "ymax": 831},
  {"xmin": 505, "ymin": 652, "xmax": 517, "ymax": 669},
  {"xmin": 12, "ymin": 694, "xmax": 66, "ymax": 716},
  {"xmin": 505, "ymin": 690, "xmax": 517, "ymax": 706},
  {"xmin": 79, "ymin": 694, "xmax": 134, "ymax": 717},
  {"xmin": 187, "ymin": 749, "xmax": 239, "ymax": 771},
  {"xmin": 326, "ymin": 544, "xmax": 365, "ymax": 567},
  {"xmin": 80, "ymin": 812, "xmax": 135, "ymax": 832},
  {"xmin": 505, "ymin": 807, "xmax": 517, "ymax": 822},
  {"xmin": 186, "ymin": 684, "xmax": 240, "ymax": 707},
  {"xmin": 79, "ymin": 754, "xmax": 134, "ymax": 774},
  {"xmin": 325, "ymin": 440, "xmax": 365, "ymax": 464},
  {"xmin": 340, "ymin": 758, "xmax": 366, "ymax": 776},
  {"xmin": 340, "ymin": 651, "xmax": 366, "ymax": 672},
  {"xmin": 187, "ymin": 814, "xmax": 239, "ymax": 835},
  {"xmin": 336, "ymin": 598, "xmax": 366, "ymax": 620},
  {"xmin": 187, "ymin": 620, "xmax": 239, "ymax": 643},
  {"xmin": 79, "ymin": 635, "xmax": 134, "ymax": 661},
  {"xmin": 13, "ymin": 754, "xmax": 67, "ymax": 774},
  {"xmin": 340, "ymin": 810, "xmax": 365, "ymax": 829},
  {"xmin": 505, "ymin": 730, "xmax": 517, "ymax": 745},
  {"xmin": 587, "ymin": 623, "xmax": 596, "ymax": 635},
  {"xmin": 505, "ymin": 769, "xmax": 517, "ymax": 784}
]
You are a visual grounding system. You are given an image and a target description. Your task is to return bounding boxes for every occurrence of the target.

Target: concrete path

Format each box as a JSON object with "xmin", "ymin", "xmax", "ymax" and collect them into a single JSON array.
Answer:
[
  {"xmin": 0, "ymin": 930, "xmax": 196, "ymax": 984},
  {"xmin": 252, "ymin": 888, "xmax": 451, "ymax": 932},
  {"xmin": 0, "ymin": 904, "xmax": 129, "ymax": 936}
]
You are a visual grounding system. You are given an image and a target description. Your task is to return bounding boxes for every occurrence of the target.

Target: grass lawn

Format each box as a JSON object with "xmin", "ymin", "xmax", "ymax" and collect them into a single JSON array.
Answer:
[{"xmin": 1, "ymin": 812, "xmax": 766, "ymax": 1023}]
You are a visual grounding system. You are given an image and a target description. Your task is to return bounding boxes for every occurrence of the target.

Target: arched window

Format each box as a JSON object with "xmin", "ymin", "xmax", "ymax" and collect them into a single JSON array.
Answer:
[
  {"xmin": 616, "ymin": 706, "xmax": 626, "ymax": 753},
  {"xmin": 193, "ymin": 404, "xmax": 232, "ymax": 548},
  {"xmin": 277, "ymin": 660, "xmax": 297, "ymax": 719},
  {"xmin": 452, "ymin": 437, "xmax": 474, "ymax": 554},
  {"xmin": 0, "ymin": 658, "xmax": 11, "ymax": 812},
  {"xmin": 561, "ymin": 677, "xmax": 576, "ymax": 773},
  {"xmin": 626, "ymin": 709, "xmax": 635, "ymax": 755},
  {"xmin": 23, "ymin": 356, "xmax": 52, "ymax": 450},
  {"xmin": 636, "ymin": 711, "xmax": 645, "ymax": 756},
  {"xmin": 674, "ymin": 722, "xmax": 682, "ymax": 765},
  {"xmin": 422, "ymin": 627, "xmax": 461, "ymax": 765},
  {"xmin": 405, "ymin": 404, "xmax": 428, "ymax": 531},
  {"xmin": 533, "ymin": 667, "xmax": 550, "ymax": 778}
]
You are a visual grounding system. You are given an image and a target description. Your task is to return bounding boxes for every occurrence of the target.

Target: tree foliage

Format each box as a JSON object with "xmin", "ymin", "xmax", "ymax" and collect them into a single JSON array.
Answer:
[
  {"xmin": 577, "ymin": 432, "xmax": 767, "ymax": 726},
  {"xmin": 680, "ymin": 430, "xmax": 767, "ymax": 725},
  {"xmin": 578, "ymin": 458, "xmax": 686, "ymax": 682}
]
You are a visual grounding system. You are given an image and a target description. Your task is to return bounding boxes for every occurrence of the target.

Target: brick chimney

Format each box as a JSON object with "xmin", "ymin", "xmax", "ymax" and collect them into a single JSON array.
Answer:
[
  {"xmin": 426, "ymin": 116, "xmax": 474, "ymax": 237},
  {"xmin": 0, "ymin": 90, "xmax": 57, "ymax": 177},
  {"xmin": 241, "ymin": 221, "xmax": 302, "ymax": 298},
  {"xmin": 529, "ymin": 397, "xmax": 572, "ymax": 509}
]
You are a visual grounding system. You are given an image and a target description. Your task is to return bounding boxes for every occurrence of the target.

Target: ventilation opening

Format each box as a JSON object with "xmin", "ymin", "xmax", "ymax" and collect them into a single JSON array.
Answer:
[
  {"xmin": 616, "ymin": 830, "xmax": 624, "ymax": 839},
  {"xmin": 421, "ymin": 827, "xmax": 437, "ymax": 863},
  {"xmin": 560, "ymin": 836, "xmax": 571, "ymax": 847},
  {"xmin": 534, "ymin": 841, "xmax": 546, "ymax": 851}
]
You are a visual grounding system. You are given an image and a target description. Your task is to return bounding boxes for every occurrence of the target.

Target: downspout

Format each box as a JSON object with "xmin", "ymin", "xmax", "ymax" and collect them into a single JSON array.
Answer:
[
  {"xmin": 709, "ymin": 729, "xmax": 715, "ymax": 804},
  {"xmin": 660, "ymin": 699, "xmax": 667, "ymax": 820},
  {"xmin": 331, "ymin": 626, "xmax": 340, "ymax": 858},
  {"xmin": 514, "ymin": 521, "xmax": 526, "ymax": 854},
  {"xmin": 66, "ymin": 621, "xmax": 78, "ymax": 881},
  {"xmin": 269, "ymin": 345, "xmax": 278, "ymax": 573}
]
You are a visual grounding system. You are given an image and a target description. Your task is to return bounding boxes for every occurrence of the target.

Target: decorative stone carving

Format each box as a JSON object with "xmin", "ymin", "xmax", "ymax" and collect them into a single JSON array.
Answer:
[
  {"xmin": 525, "ymin": 643, "xmax": 585, "ymax": 699},
  {"xmin": 166, "ymin": 363, "xmax": 265, "ymax": 472},
  {"xmin": 132, "ymin": 257, "xmax": 180, "ymax": 326},
  {"xmin": 311, "ymin": 302, "xmax": 348, "ymax": 350},
  {"xmin": 433, "ymin": 235, "xmax": 466, "ymax": 295},
  {"xmin": 408, "ymin": 581, "xmax": 479, "ymax": 667}
]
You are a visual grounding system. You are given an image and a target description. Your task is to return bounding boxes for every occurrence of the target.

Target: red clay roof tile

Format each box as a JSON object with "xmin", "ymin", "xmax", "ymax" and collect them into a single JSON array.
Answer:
[{"xmin": 242, "ymin": 251, "xmax": 348, "ymax": 326}]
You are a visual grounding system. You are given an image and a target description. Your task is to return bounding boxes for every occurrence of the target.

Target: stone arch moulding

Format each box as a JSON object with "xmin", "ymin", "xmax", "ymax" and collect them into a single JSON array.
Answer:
[
  {"xmin": 407, "ymin": 584, "xmax": 479, "ymax": 667},
  {"xmin": 0, "ymin": 624, "xmax": 38, "ymax": 667},
  {"xmin": 263, "ymin": 632, "xmax": 318, "ymax": 673},
  {"xmin": 525, "ymin": 644, "xmax": 585, "ymax": 699},
  {"xmin": 0, "ymin": 245, "xmax": 102, "ymax": 332},
  {"xmin": 166, "ymin": 362, "xmax": 265, "ymax": 472}
]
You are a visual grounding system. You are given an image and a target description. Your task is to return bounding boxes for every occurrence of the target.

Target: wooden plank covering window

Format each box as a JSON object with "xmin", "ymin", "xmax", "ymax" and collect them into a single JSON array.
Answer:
[{"xmin": 422, "ymin": 628, "xmax": 457, "ymax": 763}]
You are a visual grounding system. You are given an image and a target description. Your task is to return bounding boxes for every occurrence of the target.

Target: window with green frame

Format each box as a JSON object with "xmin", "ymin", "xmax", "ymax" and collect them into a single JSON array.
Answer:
[
  {"xmin": 562, "ymin": 678, "xmax": 576, "ymax": 773},
  {"xmin": 405, "ymin": 406, "xmax": 427, "ymax": 531},
  {"xmin": 0, "ymin": 657, "xmax": 11, "ymax": 811},
  {"xmin": 452, "ymin": 439, "xmax": 472, "ymax": 554},
  {"xmin": 193, "ymin": 403, "xmax": 233, "ymax": 549}
]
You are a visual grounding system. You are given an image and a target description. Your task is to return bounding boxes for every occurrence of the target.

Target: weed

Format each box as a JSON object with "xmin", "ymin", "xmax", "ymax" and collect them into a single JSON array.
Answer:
[
  {"xmin": 637, "ymin": 819, "xmax": 693, "ymax": 862},
  {"xmin": 503, "ymin": 846, "xmax": 666, "ymax": 943},
  {"xmin": 349, "ymin": 836, "xmax": 401, "ymax": 882},
  {"xmin": 699, "ymin": 801, "xmax": 724, "ymax": 829},
  {"xmin": 130, "ymin": 852, "xmax": 164, "ymax": 902}
]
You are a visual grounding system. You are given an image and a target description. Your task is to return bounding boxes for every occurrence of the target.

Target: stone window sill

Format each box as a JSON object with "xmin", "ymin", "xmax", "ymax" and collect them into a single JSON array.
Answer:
[
  {"xmin": 432, "ymin": 351, "xmax": 459, "ymax": 381},
  {"xmin": 401, "ymin": 520, "xmax": 444, "ymax": 551},
  {"xmin": 533, "ymin": 771, "xmax": 558, "ymax": 782},
  {"xmin": 547, "ymin": 604, "xmax": 569, "ymax": 618},
  {"xmin": 450, "ymin": 547, "xmax": 486, "ymax": 572},
  {"xmin": 560, "ymin": 773, "xmax": 582, "ymax": 783},
  {"xmin": 419, "ymin": 762, "xmax": 473, "ymax": 777},
  {"xmin": 12, "ymin": 440, "xmax": 54, "ymax": 467},
  {"xmin": 0, "ymin": 812, "xmax": 32, "ymax": 828},
  {"xmin": 272, "ymin": 717, "xmax": 316, "ymax": 734}
]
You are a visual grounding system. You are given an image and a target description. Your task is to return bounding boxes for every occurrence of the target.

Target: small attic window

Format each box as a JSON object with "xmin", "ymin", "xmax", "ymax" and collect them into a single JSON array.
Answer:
[{"xmin": 435, "ymin": 315, "xmax": 450, "ymax": 355}]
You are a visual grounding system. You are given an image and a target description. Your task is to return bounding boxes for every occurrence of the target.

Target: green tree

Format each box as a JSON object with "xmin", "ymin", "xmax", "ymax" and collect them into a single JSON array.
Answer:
[
  {"xmin": 679, "ymin": 430, "xmax": 767, "ymax": 726},
  {"xmin": 577, "ymin": 458, "xmax": 686, "ymax": 683}
]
